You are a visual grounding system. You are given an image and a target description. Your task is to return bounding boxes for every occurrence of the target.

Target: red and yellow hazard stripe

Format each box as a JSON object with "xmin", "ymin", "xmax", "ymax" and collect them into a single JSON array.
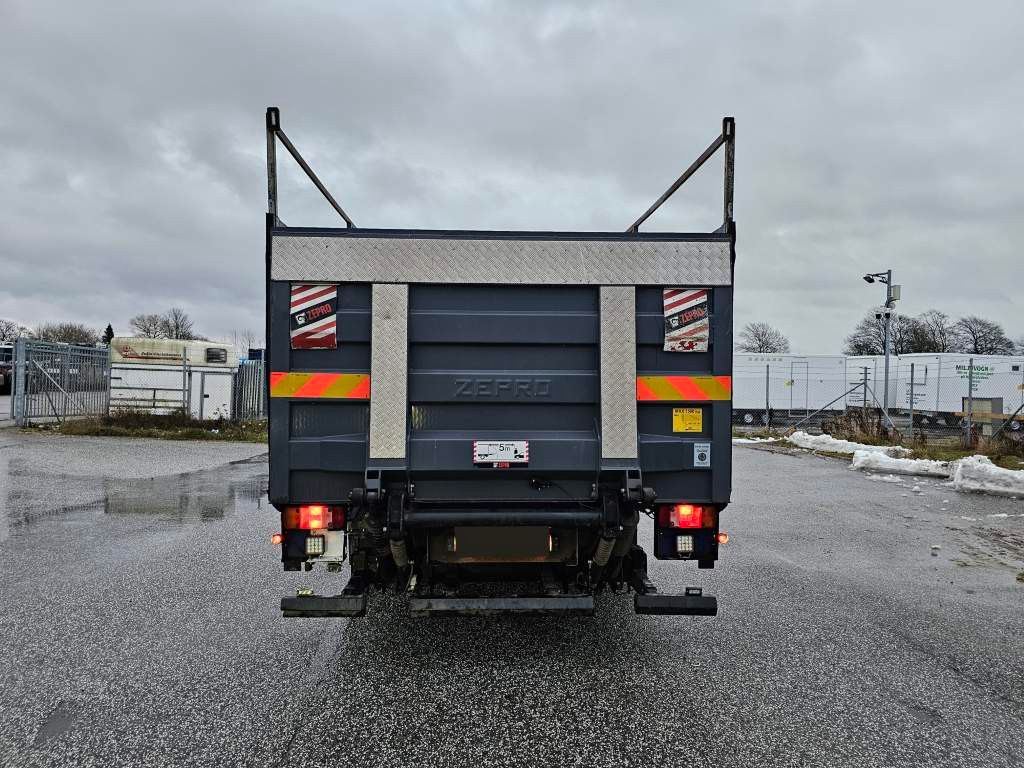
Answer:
[
  {"xmin": 636, "ymin": 375, "xmax": 732, "ymax": 401},
  {"xmin": 269, "ymin": 372, "xmax": 370, "ymax": 399}
]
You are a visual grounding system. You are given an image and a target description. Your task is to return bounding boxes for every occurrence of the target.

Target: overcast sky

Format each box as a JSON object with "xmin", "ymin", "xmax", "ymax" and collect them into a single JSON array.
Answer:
[{"xmin": 1, "ymin": 0, "xmax": 1021, "ymax": 352}]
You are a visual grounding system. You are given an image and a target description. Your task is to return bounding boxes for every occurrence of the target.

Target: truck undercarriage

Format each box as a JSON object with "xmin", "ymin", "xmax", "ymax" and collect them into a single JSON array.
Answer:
[{"xmin": 279, "ymin": 475, "xmax": 721, "ymax": 617}]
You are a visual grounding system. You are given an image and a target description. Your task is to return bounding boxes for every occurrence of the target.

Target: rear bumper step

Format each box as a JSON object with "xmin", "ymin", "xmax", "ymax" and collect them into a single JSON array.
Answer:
[
  {"xmin": 634, "ymin": 593, "xmax": 717, "ymax": 616},
  {"xmin": 281, "ymin": 594, "xmax": 368, "ymax": 618},
  {"xmin": 410, "ymin": 595, "xmax": 594, "ymax": 616}
]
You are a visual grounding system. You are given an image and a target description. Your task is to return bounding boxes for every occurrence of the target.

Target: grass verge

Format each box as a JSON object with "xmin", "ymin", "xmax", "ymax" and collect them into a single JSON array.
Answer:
[{"xmin": 26, "ymin": 409, "xmax": 267, "ymax": 443}]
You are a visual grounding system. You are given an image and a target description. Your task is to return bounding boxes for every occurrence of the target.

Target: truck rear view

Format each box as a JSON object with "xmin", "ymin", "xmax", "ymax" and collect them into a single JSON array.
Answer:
[{"xmin": 265, "ymin": 108, "xmax": 736, "ymax": 617}]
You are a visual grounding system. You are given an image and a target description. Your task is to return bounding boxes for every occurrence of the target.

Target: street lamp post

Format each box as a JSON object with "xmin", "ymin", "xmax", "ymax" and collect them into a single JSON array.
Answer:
[{"xmin": 863, "ymin": 270, "xmax": 900, "ymax": 429}]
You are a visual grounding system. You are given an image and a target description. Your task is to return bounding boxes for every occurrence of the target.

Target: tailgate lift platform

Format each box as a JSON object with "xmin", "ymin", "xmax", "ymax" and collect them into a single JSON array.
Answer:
[{"xmin": 265, "ymin": 108, "xmax": 735, "ymax": 617}]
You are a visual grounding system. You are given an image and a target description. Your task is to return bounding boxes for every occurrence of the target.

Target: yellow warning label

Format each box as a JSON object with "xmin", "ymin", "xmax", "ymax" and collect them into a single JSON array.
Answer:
[{"xmin": 672, "ymin": 407, "xmax": 703, "ymax": 433}]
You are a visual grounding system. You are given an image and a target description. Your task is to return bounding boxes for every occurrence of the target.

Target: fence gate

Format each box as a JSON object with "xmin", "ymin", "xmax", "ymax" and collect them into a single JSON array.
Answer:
[{"xmin": 12, "ymin": 339, "xmax": 110, "ymax": 426}]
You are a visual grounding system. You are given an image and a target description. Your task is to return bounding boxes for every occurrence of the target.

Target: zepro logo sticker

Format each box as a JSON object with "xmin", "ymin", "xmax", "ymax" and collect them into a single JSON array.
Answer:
[
  {"xmin": 663, "ymin": 288, "xmax": 709, "ymax": 352},
  {"xmin": 290, "ymin": 284, "xmax": 338, "ymax": 350}
]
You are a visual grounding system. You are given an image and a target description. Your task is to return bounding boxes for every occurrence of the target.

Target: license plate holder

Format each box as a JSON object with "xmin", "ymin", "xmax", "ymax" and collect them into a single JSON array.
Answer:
[{"xmin": 473, "ymin": 440, "xmax": 529, "ymax": 467}]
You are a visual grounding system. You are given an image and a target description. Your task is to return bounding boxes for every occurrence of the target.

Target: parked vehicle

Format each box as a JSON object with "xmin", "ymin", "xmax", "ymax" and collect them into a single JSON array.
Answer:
[
  {"xmin": 108, "ymin": 337, "xmax": 239, "ymax": 419},
  {"xmin": 733, "ymin": 354, "xmax": 848, "ymax": 425},
  {"xmin": 265, "ymin": 108, "xmax": 737, "ymax": 617}
]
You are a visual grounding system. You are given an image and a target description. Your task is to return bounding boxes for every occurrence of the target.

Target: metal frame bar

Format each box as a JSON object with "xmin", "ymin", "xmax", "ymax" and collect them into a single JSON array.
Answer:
[
  {"xmin": 628, "ymin": 117, "xmax": 735, "ymax": 233},
  {"xmin": 266, "ymin": 107, "xmax": 355, "ymax": 228},
  {"xmin": 789, "ymin": 383, "xmax": 865, "ymax": 431}
]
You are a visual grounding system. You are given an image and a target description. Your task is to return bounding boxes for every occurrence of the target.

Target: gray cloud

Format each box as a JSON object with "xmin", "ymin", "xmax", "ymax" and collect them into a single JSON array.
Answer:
[{"xmin": 1, "ymin": 0, "xmax": 1021, "ymax": 351}]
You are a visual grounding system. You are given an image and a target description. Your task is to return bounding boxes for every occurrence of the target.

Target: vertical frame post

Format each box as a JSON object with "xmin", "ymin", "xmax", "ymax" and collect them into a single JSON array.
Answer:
[
  {"xmin": 266, "ymin": 107, "xmax": 280, "ymax": 223},
  {"xmin": 182, "ymin": 346, "xmax": 188, "ymax": 415},
  {"xmin": 965, "ymin": 358, "xmax": 974, "ymax": 446},
  {"xmin": 13, "ymin": 337, "xmax": 26, "ymax": 426},
  {"xmin": 909, "ymin": 363, "xmax": 915, "ymax": 438},
  {"xmin": 723, "ymin": 117, "xmax": 735, "ymax": 227},
  {"xmin": 861, "ymin": 367, "xmax": 869, "ymax": 422}
]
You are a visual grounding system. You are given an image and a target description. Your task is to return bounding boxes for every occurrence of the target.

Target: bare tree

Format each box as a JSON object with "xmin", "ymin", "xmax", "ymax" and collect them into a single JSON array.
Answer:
[
  {"xmin": 843, "ymin": 311, "xmax": 918, "ymax": 356},
  {"xmin": 953, "ymin": 316, "xmax": 1014, "ymax": 355},
  {"xmin": 129, "ymin": 309, "xmax": 199, "ymax": 340},
  {"xmin": 0, "ymin": 318, "xmax": 29, "ymax": 342},
  {"xmin": 909, "ymin": 309, "xmax": 956, "ymax": 352},
  {"xmin": 32, "ymin": 322, "xmax": 99, "ymax": 345},
  {"xmin": 130, "ymin": 313, "xmax": 165, "ymax": 338},
  {"xmin": 229, "ymin": 328, "xmax": 262, "ymax": 355},
  {"xmin": 737, "ymin": 322, "xmax": 790, "ymax": 353},
  {"xmin": 158, "ymin": 307, "xmax": 197, "ymax": 340}
]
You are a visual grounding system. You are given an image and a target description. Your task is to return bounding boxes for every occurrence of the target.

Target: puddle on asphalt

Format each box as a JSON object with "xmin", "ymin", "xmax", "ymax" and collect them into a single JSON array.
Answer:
[
  {"xmin": 33, "ymin": 700, "xmax": 81, "ymax": 746},
  {"xmin": 103, "ymin": 462, "xmax": 266, "ymax": 521},
  {"xmin": 2, "ymin": 455, "xmax": 268, "ymax": 538}
]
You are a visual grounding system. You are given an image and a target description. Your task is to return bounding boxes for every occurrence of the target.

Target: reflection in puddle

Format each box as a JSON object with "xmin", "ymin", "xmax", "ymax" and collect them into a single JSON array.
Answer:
[
  {"xmin": 103, "ymin": 469, "xmax": 266, "ymax": 522},
  {"xmin": 3, "ymin": 456, "xmax": 268, "ymax": 534}
]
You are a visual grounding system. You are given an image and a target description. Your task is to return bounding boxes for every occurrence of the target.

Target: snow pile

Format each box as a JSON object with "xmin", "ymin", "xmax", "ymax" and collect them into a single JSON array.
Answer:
[
  {"xmin": 851, "ymin": 451, "xmax": 951, "ymax": 478},
  {"xmin": 788, "ymin": 431, "xmax": 911, "ymax": 456},
  {"xmin": 733, "ymin": 436, "xmax": 778, "ymax": 444},
  {"xmin": 863, "ymin": 473, "xmax": 904, "ymax": 484},
  {"xmin": 950, "ymin": 456, "xmax": 1024, "ymax": 499}
]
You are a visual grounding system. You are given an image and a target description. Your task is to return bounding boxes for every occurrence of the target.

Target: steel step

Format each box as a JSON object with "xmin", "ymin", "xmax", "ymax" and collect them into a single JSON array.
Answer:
[
  {"xmin": 281, "ymin": 594, "xmax": 368, "ymax": 618},
  {"xmin": 409, "ymin": 595, "xmax": 594, "ymax": 617},
  {"xmin": 634, "ymin": 593, "xmax": 717, "ymax": 616}
]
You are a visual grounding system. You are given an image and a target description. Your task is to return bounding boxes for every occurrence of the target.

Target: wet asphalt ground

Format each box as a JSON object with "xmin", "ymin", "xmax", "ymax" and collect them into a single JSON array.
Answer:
[{"xmin": 0, "ymin": 431, "xmax": 1022, "ymax": 767}]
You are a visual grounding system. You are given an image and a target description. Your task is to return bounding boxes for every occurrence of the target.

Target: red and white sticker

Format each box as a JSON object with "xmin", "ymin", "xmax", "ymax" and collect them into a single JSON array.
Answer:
[
  {"xmin": 663, "ymin": 288, "xmax": 709, "ymax": 352},
  {"xmin": 290, "ymin": 284, "xmax": 337, "ymax": 350}
]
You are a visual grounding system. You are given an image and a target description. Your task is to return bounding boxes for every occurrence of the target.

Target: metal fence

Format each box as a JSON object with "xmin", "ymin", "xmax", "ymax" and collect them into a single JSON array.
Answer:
[
  {"xmin": 232, "ymin": 359, "xmax": 266, "ymax": 420},
  {"xmin": 11, "ymin": 339, "xmax": 110, "ymax": 426},
  {"xmin": 6, "ymin": 341, "xmax": 267, "ymax": 426},
  {"xmin": 109, "ymin": 363, "xmax": 236, "ymax": 420},
  {"xmin": 733, "ymin": 357, "xmax": 1024, "ymax": 444}
]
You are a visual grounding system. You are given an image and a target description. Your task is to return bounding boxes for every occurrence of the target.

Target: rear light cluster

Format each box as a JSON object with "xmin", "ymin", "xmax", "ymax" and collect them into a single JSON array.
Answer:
[
  {"xmin": 657, "ymin": 504, "xmax": 713, "ymax": 529},
  {"xmin": 273, "ymin": 505, "xmax": 346, "ymax": 558},
  {"xmin": 282, "ymin": 504, "xmax": 346, "ymax": 531},
  {"xmin": 654, "ymin": 504, "xmax": 728, "ymax": 559}
]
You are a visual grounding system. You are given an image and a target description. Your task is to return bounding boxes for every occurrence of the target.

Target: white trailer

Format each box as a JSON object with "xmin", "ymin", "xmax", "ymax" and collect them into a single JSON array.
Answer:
[
  {"xmin": 892, "ymin": 353, "xmax": 1024, "ymax": 427},
  {"xmin": 847, "ymin": 353, "xmax": 1024, "ymax": 428},
  {"xmin": 733, "ymin": 354, "xmax": 848, "ymax": 425},
  {"xmin": 108, "ymin": 338, "xmax": 239, "ymax": 420}
]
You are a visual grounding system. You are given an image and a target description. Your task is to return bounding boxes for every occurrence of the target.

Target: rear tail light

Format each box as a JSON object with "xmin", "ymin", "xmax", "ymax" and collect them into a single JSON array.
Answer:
[
  {"xmin": 657, "ymin": 504, "xmax": 710, "ymax": 529},
  {"xmin": 282, "ymin": 505, "xmax": 346, "ymax": 530}
]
